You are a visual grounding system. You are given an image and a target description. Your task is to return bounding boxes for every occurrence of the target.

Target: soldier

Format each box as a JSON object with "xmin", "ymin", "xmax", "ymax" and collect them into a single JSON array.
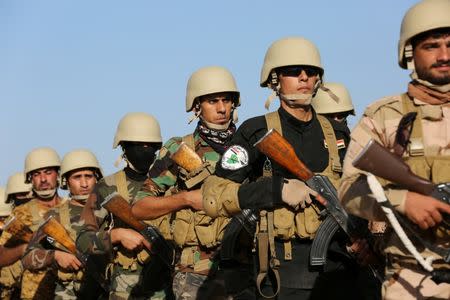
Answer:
[
  {"xmin": 0, "ymin": 187, "xmax": 12, "ymax": 231},
  {"xmin": 201, "ymin": 37, "xmax": 372, "ymax": 299},
  {"xmin": 312, "ymin": 82, "xmax": 355, "ymax": 125},
  {"xmin": 0, "ymin": 147, "xmax": 62, "ymax": 299},
  {"xmin": 5, "ymin": 172, "xmax": 33, "ymax": 208},
  {"xmin": 77, "ymin": 112, "xmax": 165, "ymax": 299},
  {"xmin": 22, "ymin": 149, "xmax": 104, "ymax": 299},
  {"xmin": 0, "ymin": 174, "xmax": 32, "ymax": 300},
  {"xmin": 339, "ymin": 0, "xmax": 450, "ymax": 299},
  {"xmin": 131, "ymin": 66, "xmax": 240, "ymax": 299}
]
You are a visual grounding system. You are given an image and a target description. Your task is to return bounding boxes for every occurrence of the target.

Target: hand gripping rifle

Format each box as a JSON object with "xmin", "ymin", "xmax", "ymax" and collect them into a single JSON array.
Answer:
[
  {"xmin": 100, "ymin": 194, "xmax": 175, "ymax": 269},
  {"xmin": 254, "ymin": 129, "xmax": 382, "ymax": 279},
  {"xmin": 353, "ymin": 139, "xmax": 450, "ymax": 264},
  {"xmin": 38, "ymin": 215, "xmax": 109, "ymax": 297}
]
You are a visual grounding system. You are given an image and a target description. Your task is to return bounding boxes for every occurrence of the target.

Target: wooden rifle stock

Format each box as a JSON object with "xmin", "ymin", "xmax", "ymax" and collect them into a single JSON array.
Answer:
[
  {"xmin": 101, "ymin": 195, "xmax": 146, "ymax": 232},
  {"xmin": 171, "ymin": 142, "xmax": 203, "ymax": 172},
  {"xmin": 254, "ymin": 129, "xmax": 314, "ymax": 181},
  {"xmin": 353, "ymin": 139, "xmax": 435, "ymax": 195},
  {"xmin": 3, "ymin": 216, "xmax": 34, "ymax": 243},
  {"xmin": 40, "ymin": 216, "xmax": 77, "ymax": 254}
]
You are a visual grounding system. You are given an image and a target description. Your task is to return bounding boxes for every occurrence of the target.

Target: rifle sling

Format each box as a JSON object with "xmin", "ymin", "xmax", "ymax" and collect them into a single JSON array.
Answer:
[
  {"xmin": 401, "ymin": 93, "xmax": 424, "ymax": 157},
  {"xmin": 256, "ymin": 211, "xmax": 280, "ymax": 299}
]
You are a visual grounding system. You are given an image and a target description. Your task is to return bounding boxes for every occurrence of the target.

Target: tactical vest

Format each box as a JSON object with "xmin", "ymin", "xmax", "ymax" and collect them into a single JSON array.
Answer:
[
  {"xmin": 255, "ymin": 112, "xmax": 343, "ymax": 297},
  {"xmin": 263, "ymin": 111, "xmax": 342, "ymax": 242},
  {"xmin": 171, "ymin": 134, "xmax": 230, "ymax": 270}
]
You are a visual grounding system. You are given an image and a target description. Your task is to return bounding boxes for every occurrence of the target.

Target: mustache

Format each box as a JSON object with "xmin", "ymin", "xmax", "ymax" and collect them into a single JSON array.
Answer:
[{"xmin": 432, "ymin": 60, "xmax": 450, "ymax": 68}]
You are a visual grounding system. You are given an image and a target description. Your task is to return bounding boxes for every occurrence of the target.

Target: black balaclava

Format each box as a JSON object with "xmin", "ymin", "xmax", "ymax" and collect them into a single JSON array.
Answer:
[{"xmin": 122, "ymin": 142, "xmax": 160, "ymax": 175}]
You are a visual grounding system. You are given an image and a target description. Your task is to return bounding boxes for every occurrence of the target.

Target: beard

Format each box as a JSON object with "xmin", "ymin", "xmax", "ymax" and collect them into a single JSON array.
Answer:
[{"xmin": 416, "ymin": 61, "xmax": 450, "ymax": 85}]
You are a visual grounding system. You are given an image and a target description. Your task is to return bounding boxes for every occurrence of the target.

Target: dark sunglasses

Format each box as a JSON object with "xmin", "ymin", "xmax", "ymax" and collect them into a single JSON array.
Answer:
[{"xmin": 277, "ymin": 66, "xmax": 321, "ymax": 77}]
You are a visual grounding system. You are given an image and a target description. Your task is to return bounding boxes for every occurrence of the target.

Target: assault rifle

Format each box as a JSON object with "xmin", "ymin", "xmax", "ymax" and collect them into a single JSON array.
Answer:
[
  {"xmin": 353, "ymin": 139, "xmax": 450, "ymax": 219},
  {"xmin": 254, "ymin": 129, "xmax": 381, "ymax": 271},
  {"xmin": 353, "ymin": 139, "xmax": 450, "ymax": 261},
  {"xmin": 2, "ymin": 216, "xmax": 34, "ymax": 243},
  {"xmin": 101, "ymin": 194, "xmax": 175, "ymax": 268},
  {"xmin": 38, "ymin": 215, "xmax": 109, "ymax": 297}
]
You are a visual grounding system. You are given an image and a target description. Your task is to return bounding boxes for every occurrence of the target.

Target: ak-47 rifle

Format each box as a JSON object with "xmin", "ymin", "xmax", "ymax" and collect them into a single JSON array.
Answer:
[
  {"xmin": 353, "ymin": 139, "xmax": 450, "ymax": 259},
  {"xmin": 353, "ymin": 139, "xmax": 450, "ymax": 214},
  {"xmin": 38, "ymin": 215, "xmax": 109, "ymax": 298},
  {"xmin": 254, "ymin": 129, "xmax": 382, "ymax": 275},
  {"xmin": 171, "ymin": 141, "xmax": 259, "ymax": 261},
  {"xmin": 2, "ymin": 216, "xmax": 34, "ymax": 243},
  {"xmin": 101, "ymin": 194, "xmax": 175, "ymax": 268}
]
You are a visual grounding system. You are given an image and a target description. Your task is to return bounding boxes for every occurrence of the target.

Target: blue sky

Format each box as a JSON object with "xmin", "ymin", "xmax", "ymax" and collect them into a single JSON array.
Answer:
[{"xmin": 1, "ymin": 0, "xmax": 417, "ymax": 184}]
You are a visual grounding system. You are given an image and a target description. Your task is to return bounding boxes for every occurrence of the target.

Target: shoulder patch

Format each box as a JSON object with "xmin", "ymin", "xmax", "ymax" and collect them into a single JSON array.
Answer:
[
  {"xmin": 221, "ymin": 145, "xmax": 249, "ymax": 170},
  {"xmin": 364, "ymin": 95, "xmax": 402, "ymax": 117}
]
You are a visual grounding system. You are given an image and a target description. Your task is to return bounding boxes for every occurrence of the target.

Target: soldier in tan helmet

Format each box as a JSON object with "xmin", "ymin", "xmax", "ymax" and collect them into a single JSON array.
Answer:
[
  {"xmin": 201, "ymin": 37, "xmax": 372, "ymax": 299},
  {"xmin": 131, "ymin": 66, "xmax": 240, "ymax": 299},
  {"xmin": 22, "ymin": 149, "xmax": 105, "ymax": 300},
  {"xmin": 0, "ymin": 147, "xmax": 62, "ymax": 299},
  {"xmin": 339, "ymin": 0, "xmax": 450, "ymax": 299},
  {"xmin": 0, "ymin": 175, "xmax": 31, "ymax": 300},
  {"xmin": 77, "ymin": 112, "xmax": 165, "ymax": 299},
  {"xmin": 312, "ymin": 82, "xmax": 355, "ymax": 124}
]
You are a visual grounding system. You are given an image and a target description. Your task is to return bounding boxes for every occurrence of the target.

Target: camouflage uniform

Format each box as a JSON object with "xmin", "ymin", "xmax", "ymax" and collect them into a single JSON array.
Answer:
[
  {"xmin": 136, "ymin": 132, "xmax": 229, "ymax": 300},
  {"xmin": 0, "ymin": 261, "xmax": 23, "ymax": 300},
  {"xmin": 77, "ymin": 170, "xmax": 168, "ymax": 300},
  {"xmin": 21, "ymin": 199, "xmax": 93, "ymax": 300},
  {"xmin": 0, "ymin": 198, "xmax": 57, "ymax": 300},
  {"xmin": 339, "ymin": 93, "xmax": 450, "ymax": 299}
]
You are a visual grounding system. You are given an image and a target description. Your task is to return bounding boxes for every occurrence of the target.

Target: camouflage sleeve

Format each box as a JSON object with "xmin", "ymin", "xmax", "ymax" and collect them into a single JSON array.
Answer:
[
  {"xmin": 136, "ymin": 137, "xmax": 181, "ymax": 201},
  {"xmin": 338, "ymin": 105, "xmax": 408, "ymax": 221},
  {"xmin": 22, "ymin": 246, "xmax": 55, "ymax": 271},
  {"xmin": 76, "ymin": 183, "xmax": 113, "ymax": 257}
]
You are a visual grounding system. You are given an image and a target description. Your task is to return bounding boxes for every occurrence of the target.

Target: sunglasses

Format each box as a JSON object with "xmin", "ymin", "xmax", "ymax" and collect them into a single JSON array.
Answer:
[{"xmin": 277, "ymin": 66, "xmax": 321, "ymax": 78}]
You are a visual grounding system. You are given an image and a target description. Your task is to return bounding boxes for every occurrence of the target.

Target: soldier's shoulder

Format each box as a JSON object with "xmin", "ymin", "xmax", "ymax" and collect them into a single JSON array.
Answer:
[
  {"xmin": 159, "ymin": 136, "xmax": 182, "ymax": 157},
  {"xmin": 364, "ymin": 94, "xmax": 403, "ymax": 118}
]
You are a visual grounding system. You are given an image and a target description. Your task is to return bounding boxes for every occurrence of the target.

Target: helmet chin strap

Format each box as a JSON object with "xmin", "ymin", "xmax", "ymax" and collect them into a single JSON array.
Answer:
[
  {"xmin": 34, "ymin": 188, "xmax": 57, "ymax": 199},
  {"xmin": 200, "ymin": 117, "xmax": 232, "ymax": 131},
  {"xmin": 265, "ymin": 72, "xmax": 322, "ymax": 109},
  {"xmin": 189, "ymin": 104, "xmax": 237, "ymax": 130}
]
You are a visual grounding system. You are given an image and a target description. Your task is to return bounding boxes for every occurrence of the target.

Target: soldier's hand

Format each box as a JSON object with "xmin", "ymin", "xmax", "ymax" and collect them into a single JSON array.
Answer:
[
  {"xmin": 185, "ymin": 189, "xmax": 203, "ymax": 211},
  {"xmin": 281, "ymin": 179, "xmax": 318, "ymax": 209},
  {"xmin": 404, "ymin": 191, "xmax": 450, "ymax": 230},
  {"xmin": 54, "ymin": 250, "xmax": 82, "ymax": 271},
  {"xmin": 111, "ymin": 228, "xmax": 150, "ymax": 251}
]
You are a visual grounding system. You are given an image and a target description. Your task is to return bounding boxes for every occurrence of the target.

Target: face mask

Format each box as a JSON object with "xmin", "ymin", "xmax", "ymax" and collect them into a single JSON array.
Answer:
[{"xmin": 122, "ymin": 143, "xmax": 159, "ymax": 174}]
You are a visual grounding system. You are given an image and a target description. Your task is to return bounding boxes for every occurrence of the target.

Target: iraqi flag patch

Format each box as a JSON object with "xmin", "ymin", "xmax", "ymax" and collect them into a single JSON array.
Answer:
[
  {"xmin": 324, "ymin": 139, "xmax": 346, "ymax": 150},
  {"xmin": 221, "ymin": 145, "xmax": 249, "ymax": 170}
]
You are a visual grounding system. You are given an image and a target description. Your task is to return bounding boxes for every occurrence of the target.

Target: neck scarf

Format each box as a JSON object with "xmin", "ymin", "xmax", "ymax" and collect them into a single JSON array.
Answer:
[{"xmin": 196, "ymin": 120, "xmax": 236, "ymax": 154}]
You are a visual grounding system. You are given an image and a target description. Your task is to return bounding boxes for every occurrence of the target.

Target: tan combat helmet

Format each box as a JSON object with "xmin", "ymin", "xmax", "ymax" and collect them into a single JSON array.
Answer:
[
  {"xmin": 5, "ymin": 172, "xmax": 32, "ymax": 203},
  {"xmin": 24, "ymin": 147, "xmax": 61, "ymax": 183},
  {"xmin": 60, "ymin": 149, "xmax": 103, "ymax": 190},
  {"xmin": 185, "ymin": 66, "xmax": 240, "ymax": 112},
  {"xmin": 399, "ymin": 0, "xmax": 450, "ymax": 69},
  {"xmin": 312, "ymin": 82, "xmax": 355, "ymax": 115},
  {"xmin": 260, "ymin": 37, "xmax": 323, "ymax": 88},
  {"xmin": 113, "ymin": 112, "xmax": 162, "ymax": 149},
  {"xmin": 0, "ymin": 187, "xmax": 12, "ymax": 217}
]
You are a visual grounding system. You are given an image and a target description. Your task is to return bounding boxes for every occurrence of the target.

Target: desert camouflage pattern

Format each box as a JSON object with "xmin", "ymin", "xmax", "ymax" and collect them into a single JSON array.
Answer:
[{"xmin": 339, "ymin": 94, "xmax": 450, "ymax": 299}]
